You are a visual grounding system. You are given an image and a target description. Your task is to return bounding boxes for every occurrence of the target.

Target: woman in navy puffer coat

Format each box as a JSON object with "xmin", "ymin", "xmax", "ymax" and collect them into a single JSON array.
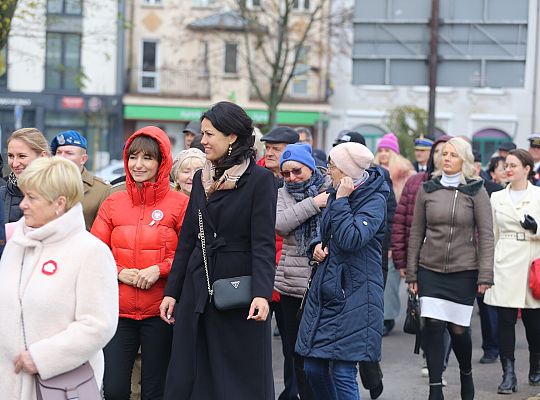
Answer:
[{"xmin": 296, "ymin": 142, "xmax": 388, "ymax": 400}]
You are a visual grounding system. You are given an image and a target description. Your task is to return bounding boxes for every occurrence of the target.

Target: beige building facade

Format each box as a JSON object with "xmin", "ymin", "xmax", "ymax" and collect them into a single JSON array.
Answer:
[{"xmin": 123, "ymin": 0, "xmax": 332, "ymax": 150}]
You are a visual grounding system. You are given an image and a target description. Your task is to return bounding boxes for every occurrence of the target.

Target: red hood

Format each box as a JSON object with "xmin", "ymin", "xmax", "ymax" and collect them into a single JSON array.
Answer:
[{"xmin": 124, "ymin": 126, "xmax": 172, "ymax": 205}]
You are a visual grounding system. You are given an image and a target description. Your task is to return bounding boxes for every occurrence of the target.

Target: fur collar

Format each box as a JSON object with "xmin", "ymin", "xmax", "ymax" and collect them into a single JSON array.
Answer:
[{"xmin": 423, "ymin": 176, "xmax": 484, "ymax": 196}]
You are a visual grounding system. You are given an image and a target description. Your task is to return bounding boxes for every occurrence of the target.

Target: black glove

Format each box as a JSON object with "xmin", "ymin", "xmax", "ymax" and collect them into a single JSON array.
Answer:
[{"xmin": 520, "ymin": 214, "xmax": 538, "ymax": 234}]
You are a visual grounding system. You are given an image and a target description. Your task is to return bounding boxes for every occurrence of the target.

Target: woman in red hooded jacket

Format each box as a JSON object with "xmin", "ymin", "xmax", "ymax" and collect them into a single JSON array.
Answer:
[{"xmin": 92, "ymin": 126, "xmax": 189, "ymax": 399}]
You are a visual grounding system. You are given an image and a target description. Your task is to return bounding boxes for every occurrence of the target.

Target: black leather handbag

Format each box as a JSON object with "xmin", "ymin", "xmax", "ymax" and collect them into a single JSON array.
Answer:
[
  {"xmin": 403, "ymin": 291, "xmax": 420, "ymax": 334},
  {"xmin": 198, "ymin": 210, "xmax": 252, "ymax": 310},
  {"xmin": 403, "ymin": 291, "xmax": 422, "ymax": 354}
]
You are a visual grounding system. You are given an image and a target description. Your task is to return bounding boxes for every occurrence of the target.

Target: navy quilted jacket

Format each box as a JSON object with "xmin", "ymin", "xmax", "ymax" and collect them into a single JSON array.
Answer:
[{"xmin": 295, "ymin": 167, "xmax": 388, "ymax": 362}]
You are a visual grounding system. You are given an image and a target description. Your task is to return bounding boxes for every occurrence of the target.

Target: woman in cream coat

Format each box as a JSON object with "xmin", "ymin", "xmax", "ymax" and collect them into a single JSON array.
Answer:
[
  {"xmin": 485, "ymin": 149, "xmax": 540, "ymax": 394},
  {"xmin": 0, "ymin": 157, "xmax": 118, "ymax": 399}
]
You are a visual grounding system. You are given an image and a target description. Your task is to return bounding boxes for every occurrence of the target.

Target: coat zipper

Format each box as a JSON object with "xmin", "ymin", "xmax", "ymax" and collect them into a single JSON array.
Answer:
[
  {"xmin": 444, "ymin": 190, "xmax": 458, "ymax": 272},
  {"xmin": 134, "ymin": 203, "xmax": 145, "ymax": 318}
]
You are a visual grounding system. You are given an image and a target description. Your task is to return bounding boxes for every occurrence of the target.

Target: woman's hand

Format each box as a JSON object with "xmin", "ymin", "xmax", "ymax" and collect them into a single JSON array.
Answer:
[
  {"xmin": 134, "ymin": 265, "xmax": 160, "ymax": 289},
  {"xmin": 477, "ymin": 284, "xmax": 492, "ymax": 295},
  {"xmin": 118, "ymin": 268, "xmax": 138, "ymax": 285},
  {"xmin": 336, "ymin": 177, "xmax": 355, "ymax": 199},
  {"xmin": 313, "ymin": 192, "xmax": 330, "ymax": 208},
  {"xmin": 14, "ymin": 351, "xmax": 37, "ymax": 375},
  {"xmin": 312, "ymin": 243, "xmax": 328, "ymax": 263},
  {"xmin": 247, "ymin": 297, "xmax": 269, "ymax": 321},
  {"xmin": 408, "ymin": 282, "xmax": 418, "ymax": 295},
  {"xmin": 160, "ymin": 296, "xmax": 177, "ymax": 324}
]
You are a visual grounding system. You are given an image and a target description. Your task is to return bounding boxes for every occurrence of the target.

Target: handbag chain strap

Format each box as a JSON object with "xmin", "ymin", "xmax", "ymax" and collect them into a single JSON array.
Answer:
[{"xmin": 198, "ymin": 209, "xmax": 213, "ymax": 300}]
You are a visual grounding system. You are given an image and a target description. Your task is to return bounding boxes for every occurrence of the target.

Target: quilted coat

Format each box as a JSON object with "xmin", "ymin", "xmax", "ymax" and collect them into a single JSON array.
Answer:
[
  {"xmin": 91, "ymin": 126, "xmax": 189, "ymax": 320},
  {"xmin": 295, "ymin": 167, "xmax": 388, "ymax": 362},
  {"xmin": 274, "ymin": 174, "xmax": 332, "ymax": 298},
  {"xmin": 391, "ymin": 172, "xmax": 427, "ymax": 270}
]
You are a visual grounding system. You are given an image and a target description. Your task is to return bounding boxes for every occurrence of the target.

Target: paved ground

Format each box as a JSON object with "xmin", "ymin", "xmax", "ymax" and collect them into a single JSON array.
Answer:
[{"xmin": 272, "ymin": 287, "xmax": 540, "ymax": 399}]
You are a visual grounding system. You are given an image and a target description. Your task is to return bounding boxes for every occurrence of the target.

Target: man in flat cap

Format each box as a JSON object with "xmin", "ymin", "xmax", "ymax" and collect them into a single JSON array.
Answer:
[
  {"xmin": 413, "ymin": 137, "xmax": 434, "ymax": 172},
  {"xmin": 259, "ymin": 126, "xmax": 299, "ymax": 184},
  {"xmin": 51, "ymin": 130, "xmax": 111, "ymax": 230},
  {"xmin": 183, "ymin": 120, "xmax": 201, "ymax": 150}
]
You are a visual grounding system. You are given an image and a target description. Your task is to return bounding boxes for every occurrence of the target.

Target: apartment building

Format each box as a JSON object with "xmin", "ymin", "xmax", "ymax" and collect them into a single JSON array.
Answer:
[
  {"xmin": 0, "ymin": 0, "xmax": 123, "ymax": 169},
  {"xmin": 123, "ymin": 0, "xmax": 331, "ymax": 151}
]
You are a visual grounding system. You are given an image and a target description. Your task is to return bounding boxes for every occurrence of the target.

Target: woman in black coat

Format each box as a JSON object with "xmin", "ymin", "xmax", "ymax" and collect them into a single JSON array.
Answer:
[
  {"xmin": 160, "ymin": 102, "xmax": 277, "ymax": 400},
  {"xmin": 0, "ymin": 128, "xmax": 50, "ymax": 222}
]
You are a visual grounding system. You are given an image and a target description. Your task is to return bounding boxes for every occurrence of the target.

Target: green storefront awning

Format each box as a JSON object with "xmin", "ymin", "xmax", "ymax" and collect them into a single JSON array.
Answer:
[{"xmin": 124, "ymin": 104, "xmax": 325, "ymax": 125}]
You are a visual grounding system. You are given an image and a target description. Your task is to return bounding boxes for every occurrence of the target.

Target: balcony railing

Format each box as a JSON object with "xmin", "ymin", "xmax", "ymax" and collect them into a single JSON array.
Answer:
[{"xmin": 135, "ymin": 68, "xmax": 211, "ymax": 98}]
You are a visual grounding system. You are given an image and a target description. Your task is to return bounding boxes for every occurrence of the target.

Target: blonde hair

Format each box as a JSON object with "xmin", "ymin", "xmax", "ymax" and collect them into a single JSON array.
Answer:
[
  {"xmin": 373, "ymin": 148, "xmax": 398, "ymax": 168},
  {"xmin": 18, "ymin": 157, "xmax": 83, "ymax": 211},
  {"xmin": 433, "ymin": 137, "xmax": 479, "ymax": 182},
  {"xmin": 7, "ymin": 128, "xmax": 51, "ymax": 156}
]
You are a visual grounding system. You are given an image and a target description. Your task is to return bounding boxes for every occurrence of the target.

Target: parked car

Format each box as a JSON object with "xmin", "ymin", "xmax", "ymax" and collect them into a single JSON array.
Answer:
[{"xmin": 94, "ymin": 160, "xmax": 124, "ymax": 183}]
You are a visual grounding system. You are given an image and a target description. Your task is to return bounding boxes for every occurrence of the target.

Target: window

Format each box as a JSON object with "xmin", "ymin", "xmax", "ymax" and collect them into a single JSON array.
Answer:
[
  {"xmin": 139, "ymin": 40, "xmax": 159, "ymax": 92},
  {"xmin": 241, "ymin": 0, "xmax": 261, "ymax": 8},
  {"xmin": 45, "ymin": 32, "xmax": 81, "ymax": 90},
  {"xmin": 293, "ymin": 0, "xmax": 309, "ymax": 11},
  {"xmin": 192, "ymin": 0, "xmax": 216, "ymax": 7},
  {"xmin": 47, "ymin": 0, "xmax": 82, "ymax": 15},
  {"xmin": 0, "ymin": 46, "xmax": 7, "ymax": 88},
  {"xmin": 224, "ymin": 43, "xmax": 238, "ymax": 74},
  {"xmin": 291, "ymin": 46, "xmax": 309, "ymax": 96},
  {"xmin": 291, "ymin": 78, "xmax": 308, "ymax": 96},
  {"xmin": 473, "ymin": 128, "xmax": 512, "ymax": 165},
  {"xmin": 199, "ymin": 41, "xmax": 209, "ymax": 77},
  {"xmin": 142, "ymin": 0, "xmax": 161, "ymax": 4}
]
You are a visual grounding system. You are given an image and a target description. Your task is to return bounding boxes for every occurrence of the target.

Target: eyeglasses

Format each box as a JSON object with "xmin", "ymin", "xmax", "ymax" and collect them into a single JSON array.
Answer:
[
  {"xmin": 281, "ymin": 167, "xmax": 303, "ymax": 178},
  {"xmin": 327, "ymin": 162, "xmax": 337, "ymax": 170}
]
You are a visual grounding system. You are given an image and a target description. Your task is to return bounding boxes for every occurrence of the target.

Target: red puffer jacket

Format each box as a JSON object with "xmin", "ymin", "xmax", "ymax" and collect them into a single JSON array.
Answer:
[
  {"xmin": 257, "ymin": 157, "xmax": 282, "ymax": 302},
  {"xmin": 92, "ymin": 126, "xmax": 189, "ymax": 320},
  {"xmin": 391, "ymin": 172, "xmax": 427, "ymax": 270}
]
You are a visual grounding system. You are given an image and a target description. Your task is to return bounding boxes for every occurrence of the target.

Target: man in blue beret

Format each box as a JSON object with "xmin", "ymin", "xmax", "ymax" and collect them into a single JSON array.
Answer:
[
  {"xmin": 51, "ymin": 130, "xmax": 111, "ymax": 230},
  {"xmin": 413, "ymin": 137, "xmax": 434, "ymax": 172}
]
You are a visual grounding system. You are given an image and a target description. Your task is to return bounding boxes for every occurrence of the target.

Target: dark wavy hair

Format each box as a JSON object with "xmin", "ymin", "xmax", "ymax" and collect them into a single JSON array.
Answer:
[
  {"xmin": 488, "ymin": 156, "xmax": 505, "ymax": 175},
  {"xmin": 507, "ymin": 149, "xmax": 535, "ymax": 181},
  {"xmin": 201, "ymin": 101, "xmax": 255, "ymax": 179}
]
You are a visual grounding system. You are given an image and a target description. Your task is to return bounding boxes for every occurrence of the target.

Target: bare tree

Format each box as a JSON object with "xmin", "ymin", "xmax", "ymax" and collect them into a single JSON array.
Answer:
[{"xmin": 234, "ymin": 0, "xmax": 348, "ymax": 128}]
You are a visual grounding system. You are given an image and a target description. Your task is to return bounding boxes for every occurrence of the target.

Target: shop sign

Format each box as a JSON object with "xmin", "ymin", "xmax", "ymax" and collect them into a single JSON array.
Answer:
[
  {"xmin": 0, "ymin": 98, "xmax": 32, "ymax": 107},
  {"xmin": 61, "ymin": 96, "xmax": 84, "ymax": 109}
]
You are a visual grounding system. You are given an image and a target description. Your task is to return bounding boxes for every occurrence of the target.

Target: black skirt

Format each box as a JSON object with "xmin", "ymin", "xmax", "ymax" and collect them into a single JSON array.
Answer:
[{"xmin": 417, "ymin": 266, "xmax": 478, "ymax": 326}]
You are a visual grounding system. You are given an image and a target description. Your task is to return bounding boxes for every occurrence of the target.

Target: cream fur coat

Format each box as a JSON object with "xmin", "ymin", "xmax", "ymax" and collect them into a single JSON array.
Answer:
[{"xmin": 0, "ymin": 203, "xmax": 118, "ymax": 399}]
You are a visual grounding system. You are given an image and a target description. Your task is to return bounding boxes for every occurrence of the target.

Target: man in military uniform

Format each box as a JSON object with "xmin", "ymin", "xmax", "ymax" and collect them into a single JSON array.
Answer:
[
  {"xmin": 528, "ymin": 133, "xmax": 540, "ymax": 182},
  {"xmin": 51, "ymin": 130, "xmax": 111, "ymax": 230}
]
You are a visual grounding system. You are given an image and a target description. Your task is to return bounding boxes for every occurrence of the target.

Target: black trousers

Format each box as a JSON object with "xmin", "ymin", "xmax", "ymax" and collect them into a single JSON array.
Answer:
[
  {"xmin": 496, "ymin": 307, "xmax": 540, "ymax": 360},
  {"xmin": 280, "ymin": 294, "xmax": 314, "ymax": 400},
  {"xmin": 271, "ymin": 300, "xmax": 299, "ymax": 400},
  {"xmin": 103, "ymin": 316, "xmax": 172, "ymax": 400}
]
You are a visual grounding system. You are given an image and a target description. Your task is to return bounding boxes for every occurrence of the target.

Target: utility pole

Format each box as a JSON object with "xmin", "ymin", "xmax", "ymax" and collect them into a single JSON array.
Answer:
[{"xmin": 427, "ymin": 0, "xmax": 440, "ymax": 138}]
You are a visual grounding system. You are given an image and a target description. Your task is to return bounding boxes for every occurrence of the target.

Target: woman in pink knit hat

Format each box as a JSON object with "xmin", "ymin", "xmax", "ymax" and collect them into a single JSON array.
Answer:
[{"xmin": 374, "ymin": 133, "xmax": 415, "ymax": 202}]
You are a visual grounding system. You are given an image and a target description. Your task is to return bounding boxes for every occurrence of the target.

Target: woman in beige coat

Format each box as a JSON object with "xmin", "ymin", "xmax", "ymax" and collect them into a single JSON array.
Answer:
[
  {"xmin": 0, "ymin": 157, "xmax": 118, "ymax": 399},
  {"xmin": 484, "ymin": 149, "xmax": 540, "ymax": 394},
  {"xmin": 275, "ymin": 143, "xmax": 331, "ymax": 399}
]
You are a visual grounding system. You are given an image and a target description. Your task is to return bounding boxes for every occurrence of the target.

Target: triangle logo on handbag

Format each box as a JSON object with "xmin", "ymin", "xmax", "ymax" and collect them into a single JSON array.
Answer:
[{"xmin": 231, "ymin": 281, "xmax": 241, "ymax": 289}]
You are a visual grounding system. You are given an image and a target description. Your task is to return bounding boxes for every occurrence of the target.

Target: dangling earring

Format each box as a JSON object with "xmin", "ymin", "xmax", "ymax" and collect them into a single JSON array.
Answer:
[
  {"xmin": 228, "ymin": 142, "xmax": 232, "ymax": 157},
  {"xmin": 55, "ymin": 210, "xmax": 60, "ymax": 216}
]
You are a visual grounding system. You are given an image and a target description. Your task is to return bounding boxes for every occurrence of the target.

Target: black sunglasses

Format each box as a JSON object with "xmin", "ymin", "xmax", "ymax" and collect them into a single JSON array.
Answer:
[{"xmin": 281, "ymin": 167, "xmax": 303, "ymax": 178}]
